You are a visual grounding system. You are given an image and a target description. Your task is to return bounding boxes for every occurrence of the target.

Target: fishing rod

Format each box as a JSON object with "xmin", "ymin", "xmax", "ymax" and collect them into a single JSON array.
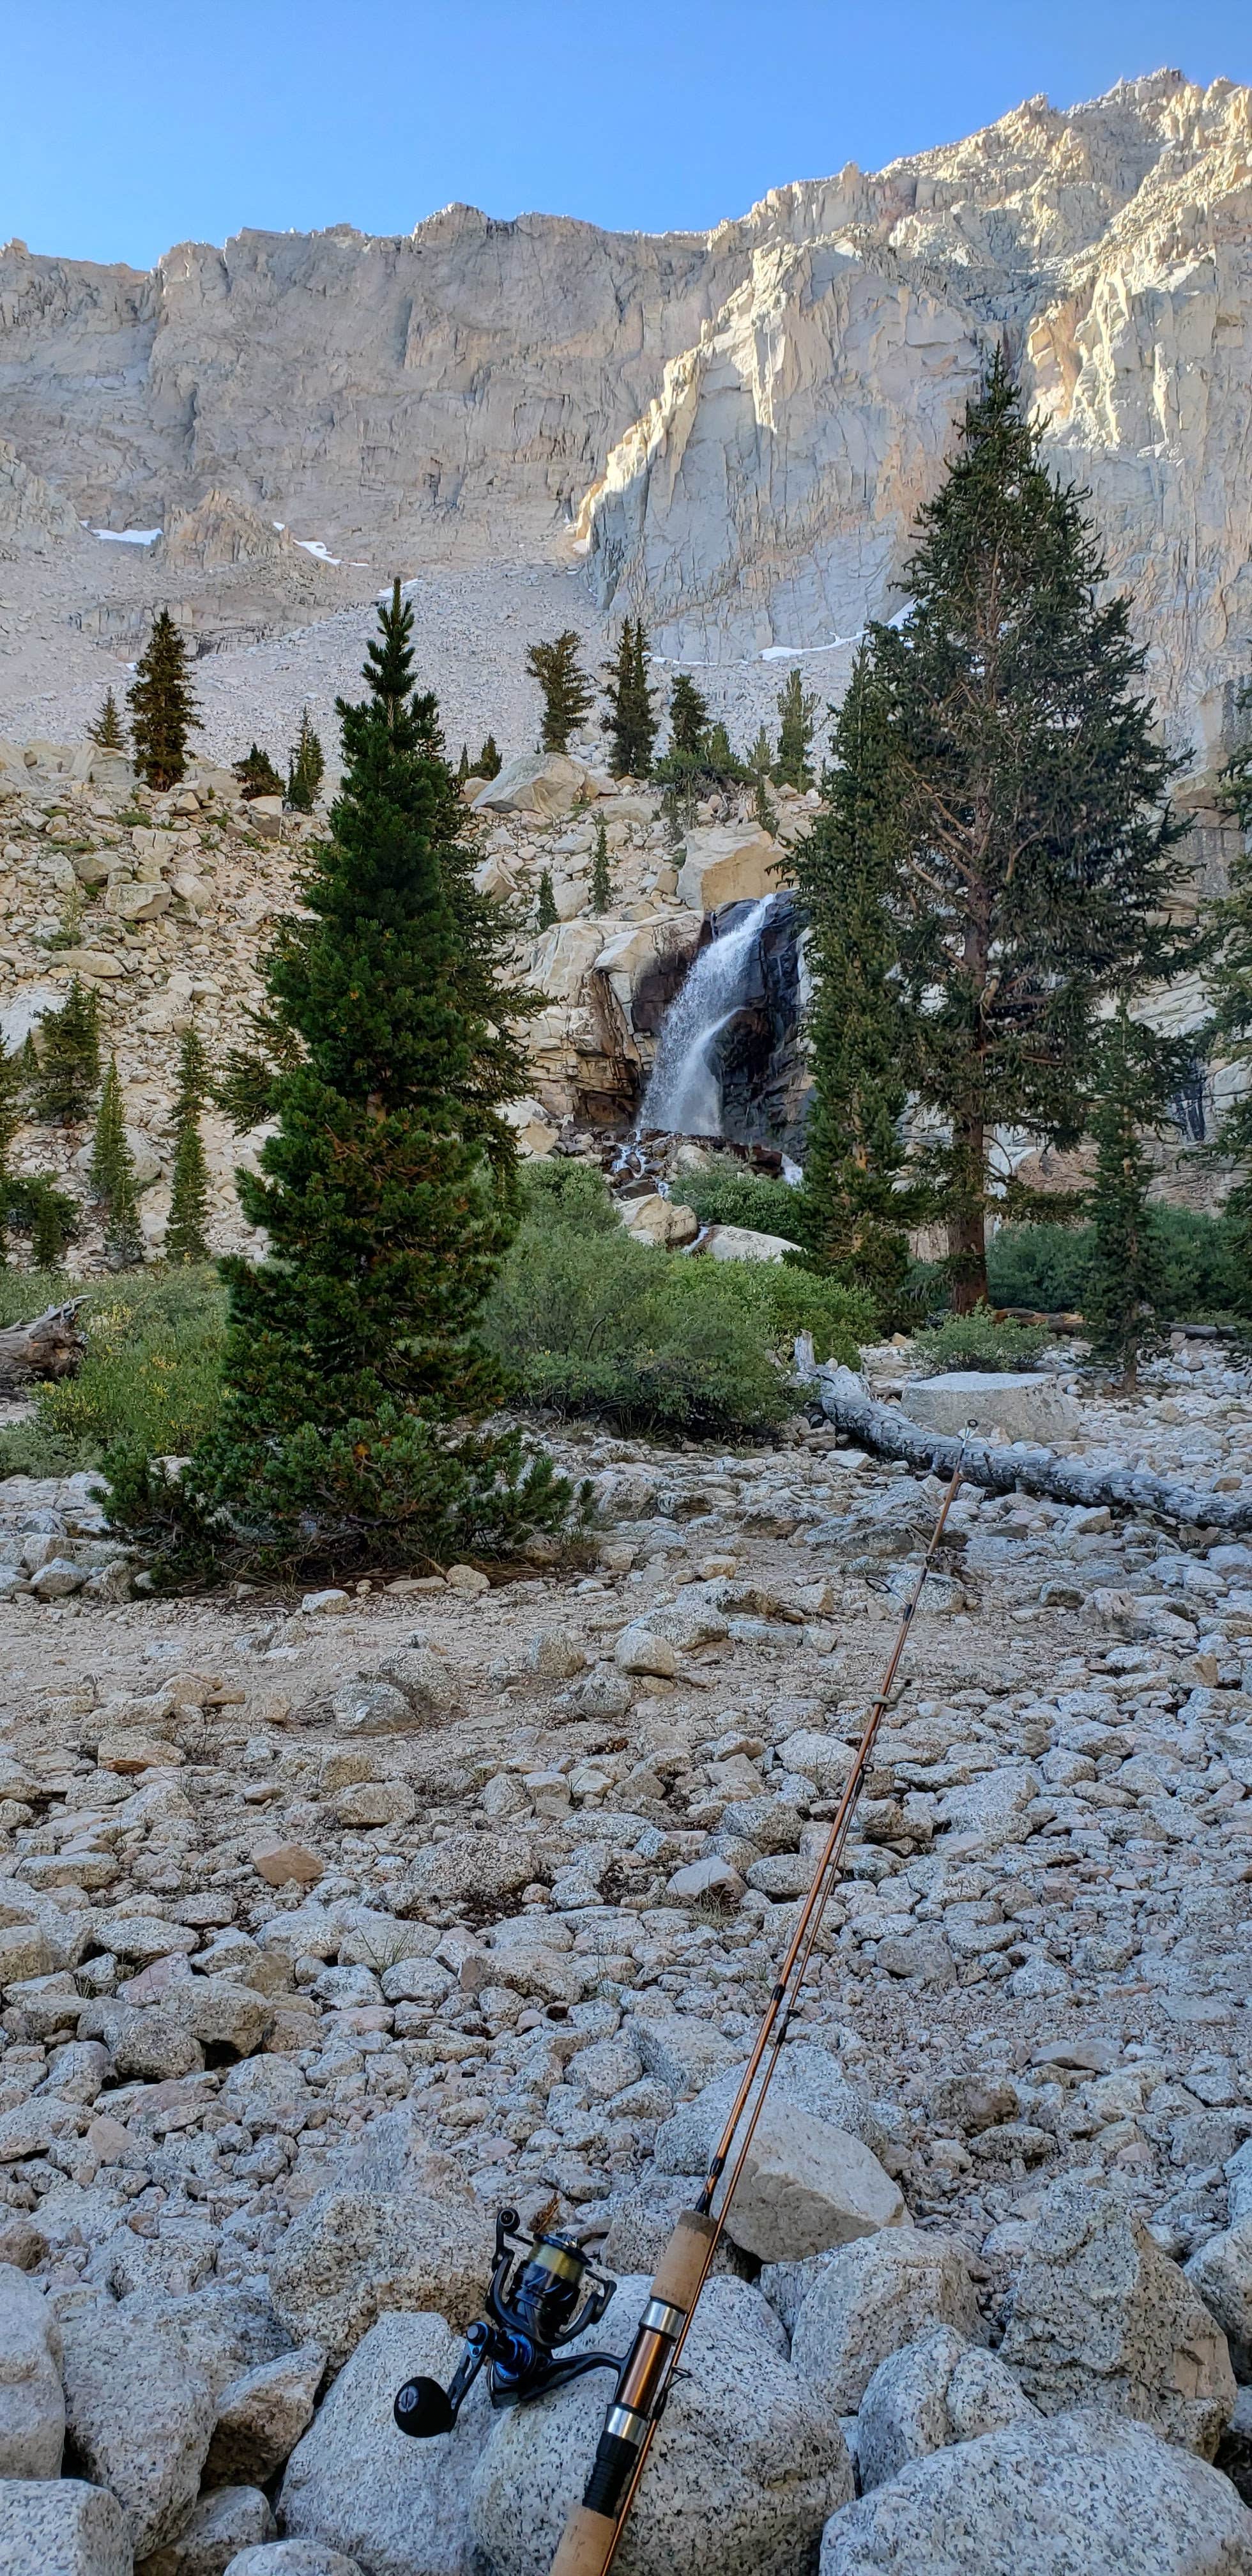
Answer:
[{"xmin": 393, "ymin": 1441, "xmax": 968, "ymax": 2576}]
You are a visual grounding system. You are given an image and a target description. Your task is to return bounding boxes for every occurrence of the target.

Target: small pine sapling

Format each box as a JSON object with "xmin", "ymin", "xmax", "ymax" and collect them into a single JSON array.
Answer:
[
  {"xmin": 668, "ymin": 672, "xmax": 710, "ymax": 759},
  {"xmin": 526, "ymin": 631, "xmax": 595, "ymax": 755},
  {"xmin": 601, "ymin": 620, "xmax": 657, "ymax": 778},
  {"xmin": 234, "ymin": 743, "xmax": 285, "ymax": 801},
  {"xmin": 536, "ymin": 870, "xmax": 558, "ymax": 930},
  {"xmin": 29, "ymin": 977, "xmax": 101, "ymax": 1124},
  {"xmin": 477, "ymin": 735, "xmax": 502, "ymax": 779},
  {"xmin": 286, "ymin": 709, "xmax": 325, "ymax": 812},
  {"xmin": 88, "ymin": 689, "xmax": 126, "ymax": 753},
  {"xmin": 0, "ymin": 1041, "xmax": 20, "ymax": 1262},
  {"xmin": 1085, "ymin": 1006, "xmax": 1173, "ymax": 1388},
  {"xmin": 456, "ymin": 742, "xmax": 471, "ymax": 786},
  {"xmin": 590, "ymin": 815, "xmax": 613, "ymax": 914},
  {"xmin": 772, "ymin": 668, "xmax": 818, "ymax": 790},
  {"xmin": 90, "ymin": 1056, "xmax": 144, "ymax": 1268},
  {"xmin": 128, "ymin": 609, "xmax": 199, "ymax": 790}
]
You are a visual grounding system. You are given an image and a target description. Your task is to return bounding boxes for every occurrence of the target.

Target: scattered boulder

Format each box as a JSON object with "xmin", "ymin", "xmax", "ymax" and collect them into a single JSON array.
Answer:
[
  {"xmin": 0, "ymin": 2262, "xmax": 64, "ymax": 2478},
  {"xmin": 224, "ymin": 2545, "xmax": 364, "ymax": 2574},
  {"xmin": 470, "ymin": 753, "xmax": 592, "ymax": 820},
  {"xmin": 701, "ymin": 1224, "xmax": 800, "ymax": 1262},
  {"xmin": 787, "ymin": 2229, "xmax": 982, "ymax": 2413},
  {"xmin": 0, "ymin": 2476, "xmax": 132, "ymax": 2575},
  {"xmin": 620, "ymin": 1193, "xmax": 699, "ymax": 1249},
  {"xmin": 205, "ymin": 2345, "xmax": 326, "ymax": 2485},
  {"xmin": 268, "ymin": 2168, "xmax": 492, "ymax": 2370},
  {"xmin": 141, "ymin": 2483, "xmax": 276, "ymax": 2573},
  {"xmin": 1188, "ymin": 2219, "xmax": 1252, "ymax": 2382},
  {"xmin": 280, "ymin": 2310, "xmax": 488, "ymax": 2576},
  {"xmin": 675, "ymin": 825, "xmax": 780, "ymax": 913},
  {"xmin": 856, "ymin": 2325, "xmax": 1038, "ymax": 2492},
  {"xmin": 999, "ymin": 2181, "xmax": 1235, "ymax": 2458},
  {"xmin": 818, "ymin": 2405, "xmax": 1252, "ymax": 2575},
  {"xmin": 470, "ymin": 2273, "xmax": 852, "ymax": 2576},
  {"xmin": 59, "ymin": 2298, "xmax": 217, "ymax": 2556},
  {"xmin": 899, "ymin": 1371, "xmax": 1080, "ymax": 1443}
]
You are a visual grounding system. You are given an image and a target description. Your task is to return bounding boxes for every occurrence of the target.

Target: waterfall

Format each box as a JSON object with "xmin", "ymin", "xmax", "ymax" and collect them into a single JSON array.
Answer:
[{"xmin": 640, "ymin": 895, "xmax": 775, "ymax": 1137}]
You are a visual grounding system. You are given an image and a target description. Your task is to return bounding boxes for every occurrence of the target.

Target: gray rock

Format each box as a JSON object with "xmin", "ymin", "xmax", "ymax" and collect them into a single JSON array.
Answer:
[
  {"xmin": 788, "ymin": 2228, "xmax": 982, "ymax": 2413},
  {"xmin": 205, "ymin": 2347, "xmax": 325, "ymax": 2486},
  {"xmin": 0, "ymin": 2477, "xmax": 132, "ymax": 2575},
  {"xmin": 0, "ymin": 2263, "xmax": 63, "ymax": 2478},
  {"xmin": 856, "ymin": 2326, "xmax": 1038, "ymax": 2492},
  {"xmin": 120, "ymin": 2289, "xmax": 292, "ymax": 2404},
  {"xmin": 901, "ymin": 1372, "xmax": 1080, "ymax": 1442},
  {"xmin": 29, "ymin": 1557, "xmax": 90, "ymax": 1599},
  {"xmin": 268, "ymin": 2175, "xmax": 492, "ymax": 2370},
  {"xmin": 59, "ymin": 2301, "xmax": 215, "ymax": 2556},
  {"xmin": 281, "ymin": 2311, "xmax": 487, "ymax": 2576},
  {"xmin": 712, "ymin": 2102, "xmax": 905, "ymax": 2264},
  {"xmin": 469, "ymin": 2273, "xmax": 851, "ymax": 2576},
  {"xmin": 818, "ymin": 2404, "xmax": 1252, "ymax": 2575},
  {"xmin": 398, "ymin": 1832, "xmax": 540, "ymax": 1913},
  {"xmin": 1000, "ymin": 2180, "xmax": 1235, "ymax": 2458},
  {"xmin": 1188, "ymin": 2218, "xmax": 1252, "ymax": 2381},
  {"xmin": 655, "ymin": 2044, "xmax": 889, "ymax": 2173},
  {"xmin": 224, "ymin": 2550, "xmax": 363, "ymax": 2576},
  {"xmin": 328, "ymin": 1682, "xmax": 415, "ymax": 1736},
  {"xmin": 79, "ymin": 2002, "xmax": 202, "ymax": 2084},
  {"xmin": 161, "ymin": 1980, "xmax": 275, "ymax": 2061},
  {"xmin": 372, "ymin": 1650, "xmax": 462, "ymax": 1723},
  {"xmin": 141, "ymin": 2486, "xmax": 275, "ymax": 2575},
  {"xmin": 624, "ymin": 2013, "xmax": 740, "ymax": 2101},
  {"xmin": 526, "ymin": 1630, "xmax": 586, "ymax": 1680}
]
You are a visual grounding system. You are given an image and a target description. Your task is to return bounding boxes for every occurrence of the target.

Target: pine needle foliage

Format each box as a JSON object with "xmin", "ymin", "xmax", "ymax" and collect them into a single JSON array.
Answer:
[
  {"xmin": 602, "ymin": 620, "xmax": 657, "ymax": 778},
  {"xmin": 0, "ymin": 1042, "xmax": 21, "ymax": 1263},
  {"xmin": 88, "ymin": 689, "xmax": 125, "ymax": 753},
  {"xmin": 1212, "ymin": 680, "xmax": 1252, "ymax": 1275},
  {"xmin": 91, "ymin": 1057, "xmax": 144, "ymax": 1269},
  {"xmin": 536, "ymin": 870, "xmax": 558, "ymax": 931},
  {"xmin": 526, "ymin": 631, "xmax": 595, "ymax": 755},
  {"xmin": 286, "ymin": 709, "xmax": 325, "ymax": 813},
  {"xmin": 791, "ymin": 648, "xmax": 925, "ymax": 1315},
  {"xmin": 128, "ymin": 610, "xmax": 199, "ymax": 791},
  {"xmin": 772, "ymin": 670, "xmax": 818, "ymax": 790},
  {"xmin": 858, "ymin": 354, "xmax": 1195, "ymax": 1308},
  {"xmin": 29, "ymin": 978, "xmax": 100, "ymax": 1125},
  {"xmin": 166, "ymin": 1024, "xmax": 211, "ymax": 1264},
  {"xmin": 590, "ymin": 815, "xmax": 613, "ymax": 914},
  {"xmin": 668, "ymin": 673, "xmax": 710, "ymax": 758},
  {"xmin": 234, "ymin": 743, "xmax": 285, "ymax": 801},
  {"xmin": 1085, "ymin": 1006, "xmax": 1179, "ymax": 1387},
  {"xmin": 112, "ymin": 579, "xmax": 567, "ymax": 1579},
  {"xmin": 477, "ymin": 735, "xmax": 502, "ymax": 779}
]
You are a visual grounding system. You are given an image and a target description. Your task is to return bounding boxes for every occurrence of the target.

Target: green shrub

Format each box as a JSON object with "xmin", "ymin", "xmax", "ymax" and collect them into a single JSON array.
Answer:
[
  {"xmin": 483, "ymin": 1165, "xmax": 866, "ymax": 1436},
  {"xmin": 912, "ymin": 1307, "xmax": 1050, "ymax": 1375},
  {"xmin": 681, "ymin": 1168, "xmax": 802, "ymax": 1239},
  {"xmin": 985, "ymin": 1209, "xmax": 1251, "ymax": 1321},
  {"xmin": 0, "ymin": 1268, "xmax": 226, "ymax": 1478}
]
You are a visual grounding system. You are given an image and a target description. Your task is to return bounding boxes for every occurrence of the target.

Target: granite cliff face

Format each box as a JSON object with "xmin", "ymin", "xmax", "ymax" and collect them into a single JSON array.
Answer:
[{"xmin": 1, "ymin": 69, "xmax": 1251, "ymax": 749}]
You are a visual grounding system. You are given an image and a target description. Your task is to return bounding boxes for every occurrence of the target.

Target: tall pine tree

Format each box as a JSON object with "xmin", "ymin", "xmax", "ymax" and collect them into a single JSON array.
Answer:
[
  {"xmin": 526, "ymin": 632, "xmax": 595, "ymax": 755},
  {"xmin": 118, "ymin": 581, "xmax": 566, "ymax": 1574},
  {"xmin": 590, "ymin": 815, "xmax": 613, "ymax": 914},
  {"xmin": 860, "ymin": 355, "xmax": 1193, "ymax": 1308},
  {"xmin": 0, "ymin": 1041, "xmax": 21, "ymax": 1264},
  {"xmin": 602, "ymin": 620, "xmax": 657, "ymax": 778},
  {"xmin": 668, "ymin": 673, "xmax": 710, "ymax": 759},
  {"xmin": 91, "ymin": 1057, "xmax": 144, "ymax": 1269},
  {"xmin": 166, "ymin": 1023, "xmax": 210, "ymax": 1263},
  {"xmin": 29, "ymin": 979, "xmax": 100, "ymax": 1124},
  {"xmin": 792, "ymin": 649, "xmax": 923, "ymax": 1313},
  {"xmin": 128, "ymin": 610, "xmax": 199, "ymax": 791},
  {"xmin": 1212, "ymin": 681, "xmax": 1252, "ymax": 1274}
]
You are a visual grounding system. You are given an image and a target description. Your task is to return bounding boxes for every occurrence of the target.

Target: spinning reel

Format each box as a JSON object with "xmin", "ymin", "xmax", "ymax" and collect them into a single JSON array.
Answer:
[{"xmin": 394, "ymin": 2207, "xmax": 622, "ymax": 2439}]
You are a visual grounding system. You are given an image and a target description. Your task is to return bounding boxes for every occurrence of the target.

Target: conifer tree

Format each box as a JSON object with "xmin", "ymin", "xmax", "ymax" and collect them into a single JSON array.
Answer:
[
  {"xmin": 28, "ymin": 1180, "xmax": 75, "ymax": 1271},
  {"xmin": 1084, "ymin": 1006, "xmax": 1174, "ymax": 1388},
  {"xmin": 286, "ymin": 709, "xmax": 325, "ymax": 813},
  {"xmin": 590, "ymin": 815, "xmax": 613, "ymax": 914},
  {"xmin": 1212, "ymin": 681, "xmax": 1252, "ymax": 1273},
  {"xmin": 477, "ymin": 735, "xmax": 502, "ymax": 779},
  {"xmin": 526, "ymin": 631, "xmax": 595, "ymax": 755},
  {"xmin": 234, "ymin": 743, "xmax": 285, "ymax": 801},
  {"xmin": 602, "ymin": 620, "xmax": 657, "ymax": 778},
  {"xmin": 772, "ymin": 669, "xmax": 818, "ymax": 790},
  {"xmin": 166, "ymin": 1024, "xmax": 210, "ymax": 1264},
  {"xmin": 128, "ymin": 610, "xmax": 199, "ymax": 790},
  {"xmin": 792, "ymin": 648, "xmax": 922, "ymax": 1312},
  {"xmin": 0, "ymin": 1041, "xmax": 21, "ymax": 1264},
  {"xmin": 29, "ymin": 978, "xmax": 101, "ymax": 1124},
  {"xmin": 749, "ymin": 723, "xmax": 774, "ymax": 781},
  {"xmin": 536, "ymin": 870, "xmax": 558, "ymax": 930},
  {"xmin": 90, "ymin": 1057, "xmax": 144, "ymax": 1268},
  {"xmin": 114, "ymin": 579, "xmax": 565, "ymax": 1575},
  {"xmin": 88, "ymin": 689, "xmax": 125, "ymax": 753},
  {"xmin": 668, "ymin": 673, "xmax": 710, "ymax": 759},
  {"xmin": 851, "ymin": 355, "xmax": 1193, "ymax": 1309},
  {"xmin": 456, "ymin": 742, "xmax": 471, "ymax": 786}
]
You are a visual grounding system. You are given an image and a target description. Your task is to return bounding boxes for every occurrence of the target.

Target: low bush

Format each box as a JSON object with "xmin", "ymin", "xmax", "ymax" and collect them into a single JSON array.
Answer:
[
  {"xmin": 986, "ymin": 1209, "xmax": 1250, "ymax": 1321},
  {"xmin": 482, "ymin": 1162, "xmax": 867, "ymax": 1436},
  {"xmin": 0, "ymin": 1266, "xmax": 226, "ymax": 1478},
  {"xmin": 911, "ymin": 1307, "xmax": 1051, "ymax": 1375},
  {"xmin": 680, "ymin": 1167, "xmax": 803, "ymax": 1240}
]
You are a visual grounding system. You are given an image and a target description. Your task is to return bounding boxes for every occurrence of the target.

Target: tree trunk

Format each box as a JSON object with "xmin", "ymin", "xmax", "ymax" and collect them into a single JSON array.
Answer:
[
  {"xmin": 0, "ymin": 1301, "xmax": 86, "ymax": 1391},
  {"xmin": 815, "ymin": 1361, "xmax": 1252, "ymax": 1535}
]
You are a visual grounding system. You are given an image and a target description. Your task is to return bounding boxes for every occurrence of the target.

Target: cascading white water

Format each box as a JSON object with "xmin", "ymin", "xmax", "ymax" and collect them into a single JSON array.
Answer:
[{"xmin": 640, "ymin": 894, "xmax": 775, "ymax": 1137}]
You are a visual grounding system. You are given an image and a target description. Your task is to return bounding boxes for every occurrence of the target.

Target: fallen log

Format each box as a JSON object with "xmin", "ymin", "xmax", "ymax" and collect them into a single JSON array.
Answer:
[
  {"xmin": 0, "ymin": 1300, "xmax": 87, "ymax": 1391},
  {"xmin": 816, "ymin": 1363, "xmax": 1252, "ymax": 1537}
]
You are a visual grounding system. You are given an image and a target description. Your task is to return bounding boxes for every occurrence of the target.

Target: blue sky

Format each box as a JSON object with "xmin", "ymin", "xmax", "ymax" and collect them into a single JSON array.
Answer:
[{"xmin": 8, "ymin": 1, "xmax": 1251, "ymax": 270}]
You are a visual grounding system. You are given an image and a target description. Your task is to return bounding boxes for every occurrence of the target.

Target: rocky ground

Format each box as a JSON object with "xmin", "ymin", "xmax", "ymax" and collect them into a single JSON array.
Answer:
[{"xmin": 5, "ymin": 1338, "xmax": 1252, "ymax": 2569}]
